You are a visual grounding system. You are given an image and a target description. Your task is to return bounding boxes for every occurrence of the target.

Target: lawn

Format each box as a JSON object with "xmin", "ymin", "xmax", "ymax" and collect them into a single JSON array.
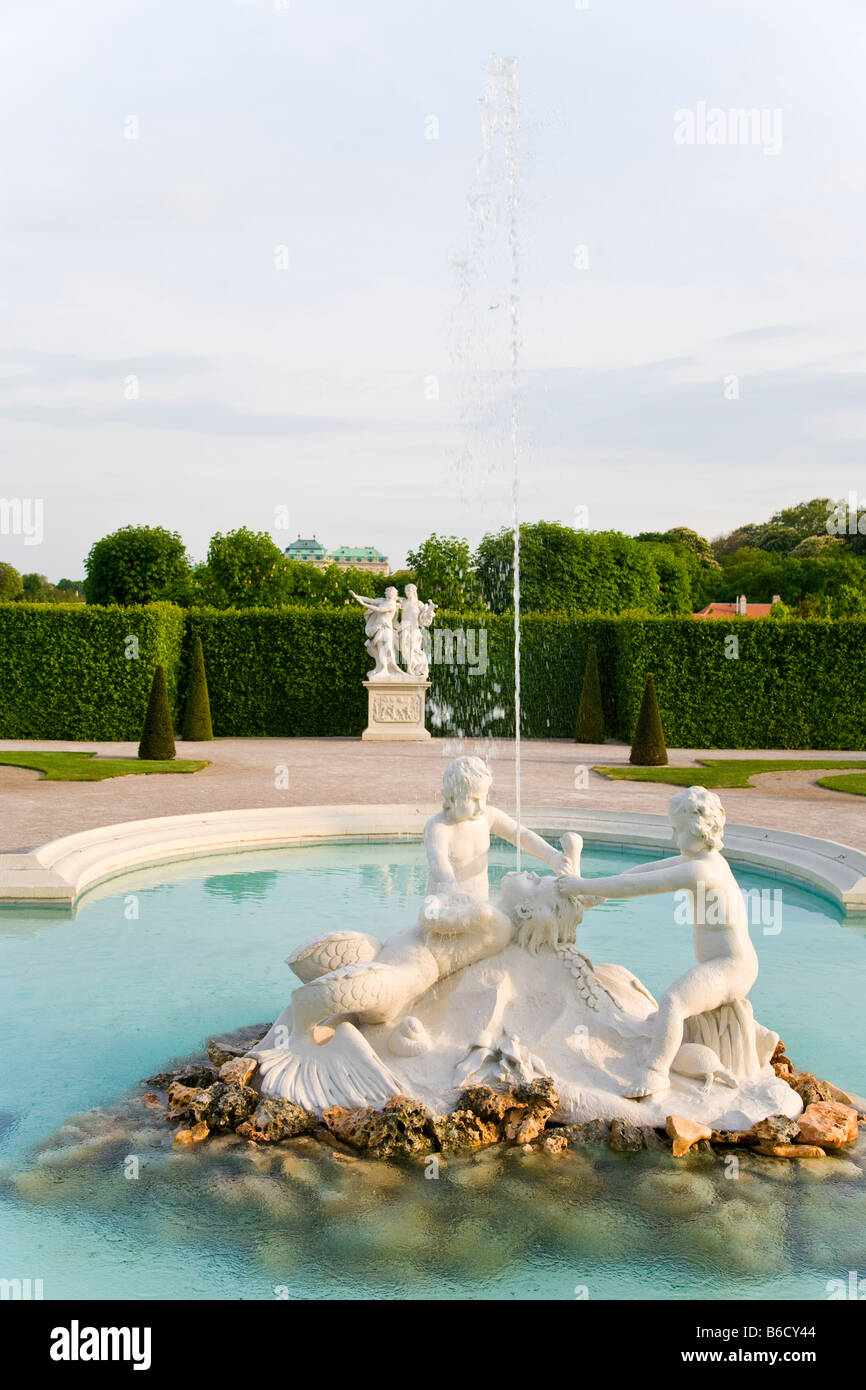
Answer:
[
  {"xmin": 815, "ymin": 772, "xmax": 866, "ymax": 797},
  {"xmin": 593, "ymin": 758, "xmax": 866, "ymax": 789},
  {"xmin": 0, "ymin": 751, "xmax": 210, "ymax": 782}
]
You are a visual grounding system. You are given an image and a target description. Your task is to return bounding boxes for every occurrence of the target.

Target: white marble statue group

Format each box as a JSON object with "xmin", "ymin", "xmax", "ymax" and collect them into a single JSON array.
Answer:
[
  {"xmin": 252, "ymin": 758, "xmax": 800, "ymax": 1130},
  {"xmin": 350, "ymin": 585, "xmax": 436, "ymax": 681}
]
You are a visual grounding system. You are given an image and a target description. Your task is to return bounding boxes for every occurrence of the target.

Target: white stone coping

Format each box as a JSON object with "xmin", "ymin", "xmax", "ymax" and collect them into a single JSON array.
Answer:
[{"xmin": 0, "ymin": 804, "xmax": 864, "ymax": 916}]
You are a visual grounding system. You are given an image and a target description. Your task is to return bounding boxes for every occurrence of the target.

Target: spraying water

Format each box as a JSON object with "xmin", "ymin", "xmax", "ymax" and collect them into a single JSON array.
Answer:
[
  {"xmin": 450, "ymin": 56, "xmax": 524, "ymax": 866},
  {"xmin": 499, "ymin": 57, "xmax": 522, "ymax": 869}
]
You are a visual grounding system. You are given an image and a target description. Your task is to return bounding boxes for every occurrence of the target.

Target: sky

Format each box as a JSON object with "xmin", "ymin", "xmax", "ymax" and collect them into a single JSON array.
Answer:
[{"xmin": 2, "ymin": 0, "xmax": 865, "ymax": 579}]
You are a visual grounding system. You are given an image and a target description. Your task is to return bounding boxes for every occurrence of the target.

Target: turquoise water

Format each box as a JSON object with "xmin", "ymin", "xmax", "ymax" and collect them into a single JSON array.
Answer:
[{"xmin": 1, "ymin": 839, "xmax": 864, "ymax": 1301}]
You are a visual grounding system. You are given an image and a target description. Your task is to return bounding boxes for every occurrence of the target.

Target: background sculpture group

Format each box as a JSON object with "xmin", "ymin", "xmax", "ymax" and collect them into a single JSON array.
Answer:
[{"xmin": 351, "ymin": 584, "xmax": 436, "ymax": 681}]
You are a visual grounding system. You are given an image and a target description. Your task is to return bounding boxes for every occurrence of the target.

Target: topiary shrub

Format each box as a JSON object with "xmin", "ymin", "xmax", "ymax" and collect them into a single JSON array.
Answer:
[
  {"xmin": 138, "ymin": 664, "xmax": 176, "ymax": 760},
  {"xmin": 182, "ymin": 632, "xmax": 213, "ymax": 741},
  {"xmin": 630, "ymin": 671, "xmax": 668, "ymax": 765},
  {"xmin": 575, "ymin": 642, "xmax": 605, "ymax": 743}
]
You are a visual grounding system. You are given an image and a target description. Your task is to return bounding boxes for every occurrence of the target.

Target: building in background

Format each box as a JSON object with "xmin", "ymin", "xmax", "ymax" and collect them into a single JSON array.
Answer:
[
  {"xmin": 694, "ymin": 594, "xmax": 782, "ymax": 619},
  {"xmin": 284, "ymin": 536, "xmax": 390, "ymax": 574}
]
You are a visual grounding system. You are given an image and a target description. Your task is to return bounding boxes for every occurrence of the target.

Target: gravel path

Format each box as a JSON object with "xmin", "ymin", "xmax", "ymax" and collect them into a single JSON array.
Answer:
[{"xmin": 2, "ymin": 739, "xmax": 866, "ymax": 855}]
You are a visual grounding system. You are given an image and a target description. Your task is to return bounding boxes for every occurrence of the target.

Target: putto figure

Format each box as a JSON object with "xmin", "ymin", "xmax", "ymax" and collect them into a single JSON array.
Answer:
[
  {"xmin": 350, "ymin": 586, "xmax": 401, "ymax": 679},
  {"xmin": 558, "ymin": 786, "xmax": 774, "ymax": 1098},
  {"xmin": 425, "ymin": 755, "xmax": 574, "ymax": 900}
]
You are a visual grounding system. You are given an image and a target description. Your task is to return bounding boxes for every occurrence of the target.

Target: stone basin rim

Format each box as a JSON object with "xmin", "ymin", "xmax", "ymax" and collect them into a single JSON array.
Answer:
[{"xmin": 0, "ymin": 803, "xmax": 864, "ymax": 915}]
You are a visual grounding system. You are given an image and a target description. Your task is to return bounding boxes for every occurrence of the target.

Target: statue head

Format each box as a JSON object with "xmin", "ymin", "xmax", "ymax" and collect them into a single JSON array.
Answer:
[
  {"xmin": 404, "ymin": 583, "xmax": 418, "ymax": 599},
  {"xmin": 669, "ymin": 785, "xmax": 725, "ymax": 854},
  {"xmin": 384, "ymin": 585, "xmax": 398, "ymax": 600},
  {"xmin": 442, "ymin": 755, "xmax": 492, "ymax": 821},
  {"xmin": 499, "ymin": 870, "xmax": 582, "ymax": 953}
]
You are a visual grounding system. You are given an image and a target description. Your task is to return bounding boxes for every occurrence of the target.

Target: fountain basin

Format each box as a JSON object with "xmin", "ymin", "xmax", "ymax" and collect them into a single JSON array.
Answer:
[
  {"xmin": 1, "ymin": 837, "xmax": 863, "ymax": 1300},
  {"xmin": 2, "ymin": 804, "xmax": 866, "ymax": 915}
]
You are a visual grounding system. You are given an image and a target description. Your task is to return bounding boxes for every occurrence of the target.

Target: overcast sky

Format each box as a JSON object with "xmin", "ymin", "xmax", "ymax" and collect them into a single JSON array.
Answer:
[{"xmin": 2, "ymin": 0, "xmax": 865, "ymax": 579}]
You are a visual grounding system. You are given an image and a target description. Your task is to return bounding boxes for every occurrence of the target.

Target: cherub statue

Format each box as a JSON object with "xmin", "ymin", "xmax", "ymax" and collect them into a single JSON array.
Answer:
[
  {"xmin": 557, "ymin": 786, "xmax": 773, "ymax": 1098},
  {"xmin": 350, "ymin": 586, "xmax": 401, "ymax": 680},
  {"xmin": 396, "ymin": 583, "xmax": 436, "ymax": 680},
  {"xmin": 252, "ymin": 865, "xmax": 586, "ymax": 1112},
  {"xmin": 425, "ymin": 755, "xmax": 576, "ymax": 900}
]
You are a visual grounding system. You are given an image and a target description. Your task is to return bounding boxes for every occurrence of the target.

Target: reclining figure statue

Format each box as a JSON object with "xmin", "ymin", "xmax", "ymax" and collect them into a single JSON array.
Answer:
[{"xmin": 252, "ymin": 851, "xmax": 587, "ymax": 1113}]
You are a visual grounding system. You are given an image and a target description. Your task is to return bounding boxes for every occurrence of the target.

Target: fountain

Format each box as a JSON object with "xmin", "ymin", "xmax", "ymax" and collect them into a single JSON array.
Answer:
[
  {"xmin": 248, "ymin": 764, "xmax": 805, "ymax": 1138},
  {"xmin": 299, "ymin": 61, "xmax": 823, "ymax": 1145}
]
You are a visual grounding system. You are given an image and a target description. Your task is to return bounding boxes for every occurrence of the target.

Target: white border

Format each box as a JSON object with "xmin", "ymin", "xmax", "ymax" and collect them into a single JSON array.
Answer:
[{"xmin": 1, "ymin": 804, "xmax": 865, "ymax": 914}]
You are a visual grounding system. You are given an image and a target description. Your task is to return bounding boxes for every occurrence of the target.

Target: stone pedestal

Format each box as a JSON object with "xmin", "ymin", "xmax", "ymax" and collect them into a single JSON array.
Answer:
[{"xmin": 362, "ymin": 680, "xmax": 431, "ymax": 742}]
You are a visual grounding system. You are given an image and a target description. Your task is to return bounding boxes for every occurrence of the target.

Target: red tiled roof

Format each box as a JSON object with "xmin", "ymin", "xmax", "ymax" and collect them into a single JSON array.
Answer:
[{"xmin": 694, "ymin": 602, "xmax": 774, "ymax": 619}]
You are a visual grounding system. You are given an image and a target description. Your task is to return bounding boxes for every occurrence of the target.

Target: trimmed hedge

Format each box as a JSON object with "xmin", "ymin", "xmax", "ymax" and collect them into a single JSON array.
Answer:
[
  {"xmin": 0, "ymin": 602, "xmax": 185, "ymax": 739},
  {"xmin": 186, "ymin": 607, "xmax": 368, "ymax": 737},
  {"xmin": 138, "ymin": 664, "xmax": 176, "ymax": 760},
  {"xmin": 1, "ymin": 604, "xmax": 865, "ymax": 749},
  {"xmin": 629, "ymin": 671, "xmax": 668, "ymax": 765},
  {"xmin": 181, "ymin": 632, "xmax": 214, "ymax": 741}
]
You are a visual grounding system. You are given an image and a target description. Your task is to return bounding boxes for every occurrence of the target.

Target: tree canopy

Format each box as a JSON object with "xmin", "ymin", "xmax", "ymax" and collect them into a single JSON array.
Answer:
[{"xmin": 84, "ymin": 525, "xmax": 190, "ymax": 605}]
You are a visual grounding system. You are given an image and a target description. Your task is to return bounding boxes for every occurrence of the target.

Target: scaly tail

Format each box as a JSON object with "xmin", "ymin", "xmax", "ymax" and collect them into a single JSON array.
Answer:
[{"xmin": 255, "ymin": 1022, "xmax": 402, "ymax": 1113}]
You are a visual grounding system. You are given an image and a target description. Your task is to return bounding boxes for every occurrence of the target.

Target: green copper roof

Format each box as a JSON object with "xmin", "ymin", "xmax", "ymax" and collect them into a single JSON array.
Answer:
[{"xmin": 331, "ymin": 545, "xmax": 388, "ymax": 562}]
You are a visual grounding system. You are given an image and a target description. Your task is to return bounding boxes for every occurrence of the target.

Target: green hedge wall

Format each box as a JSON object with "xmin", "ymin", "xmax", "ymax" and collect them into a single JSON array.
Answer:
[
  {"xmin": 186, "ymin": 607, "xmax": 368, "ymax": 736},
  {"xmin": 1, "ymin": 603, "xmax": 865, "ymax": 748},
  {"xmin": 611, "ymin": 615, "xmax": 866, "ymax": 749},
  {"xmin": 0, "ymin": 602, "xmax": 185, "ymax": 739},
  {"xmin": 426, "ymin": 613, "xmax": 618, "ymax": 741}
]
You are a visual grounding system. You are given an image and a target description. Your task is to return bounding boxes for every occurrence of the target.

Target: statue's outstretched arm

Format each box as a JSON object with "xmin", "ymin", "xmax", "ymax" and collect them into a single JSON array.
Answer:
[
  {"xmin": 489, "ymin": 807, "xmax": 563, "ymax": 869},
  {"xmin": 558, "ymin": 860, "xmax": 695, "ymax": 901}
]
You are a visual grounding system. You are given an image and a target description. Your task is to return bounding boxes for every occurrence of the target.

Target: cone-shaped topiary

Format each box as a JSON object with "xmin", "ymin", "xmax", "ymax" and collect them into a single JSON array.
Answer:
[
  {"xmin": 182, "ymin": 633, "xmax": 213, "ymax": 741},
  {"xmin": 138, "ymin": 663, "xmax": 176, "ymax": 760},
  {"xmin": 629, "ymin": 671, "xmax": 668, "ymax": 766},
  {"xmin": 575, "ymin": 642, "xmax": 605, "ymax": 743}
]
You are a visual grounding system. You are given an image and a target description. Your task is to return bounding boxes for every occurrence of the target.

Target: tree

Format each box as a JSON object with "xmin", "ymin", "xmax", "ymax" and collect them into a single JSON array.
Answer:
[
  {"xmin": 712, "ymin": 523, "xmax": 764, "ymax": 558},
  {"xmin": 475, "ymin": 523, "xmax": 664, "ymax": 615},
  {"xmin": 405, "ymin": 534, "xmax": 483, "ymax": 610},
  {"xmin": 660, "ymin": 527, "xmax": 719, "ymax": 568},
  {"xmin": 182, "ymin": 633, "xmax": 214, "ymax": 740},
  {"xmin": 56, "ymin": 578, "xmax": 85, "ymax": 602},
  {"xmin": 206, "ymin": 528, "xmax": 294, "ymax": 607},
  {"xmin": 0, "ymin": 562, "xmax": 23, "ymax": 601},
  {"xmin": 630, "ymin": 672, "xmax": 668, "ymax": 766},
  {"xmin": 826, "ymin": 584, "xmax": 866, "ymax": 618},
  {"xmin": 770, "ymin": 498, "xmax": 835, "ymax": 539},
  {"xmin": 138, "ymin": 664, "xmax": 176, "ymax": 760},
  {"xmin": 789, "ymin": 534, "xmax": 845, "ymax": 559},
  {"xmin": 638, "ymin": 542, "xmax": 694, "ymax": 614},
  {"xmin": 155, "ymin": 562, "xmax": 223, "ymax": 608},
  {"xmin": 752, "ymin": 524, "xmax": 801, "ymax": 554},
  {"xmin": 575, "ymin": 643, "xmax": 605, "ymax": 743},
  {"xmin": 85, "ymin": 525, "xmax": 190, "ymax": 604},
  {"xmin": 713, "ymin": 499, "xmax": 837, "ymax": 561}
]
